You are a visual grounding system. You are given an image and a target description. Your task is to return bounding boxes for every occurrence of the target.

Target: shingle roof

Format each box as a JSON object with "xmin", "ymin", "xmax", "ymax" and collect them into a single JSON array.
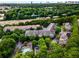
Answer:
[
  {"xmin": 25, "ymin": 23, "xmax": 56, "ymax": 37},
  {"xmin": 25, "ymin": 30, "xmax": 54, "ymax": 37}
]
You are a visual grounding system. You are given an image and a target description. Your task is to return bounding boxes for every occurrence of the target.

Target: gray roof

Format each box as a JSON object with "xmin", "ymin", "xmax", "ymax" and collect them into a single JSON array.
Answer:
[
  {"xmin": 25, "ymin": 23, "xmax": 56, "ymax": 37},
  {"xmin": 59, "ymin": 31, "xmax": 68, "ymax": 45},
  {"xmin": 25, "ymin": 30, "xmax": 54, "ymax": 37},
  {"xmin": 3, "ymin": 23, "xmax": 56, "ymax": 37}
]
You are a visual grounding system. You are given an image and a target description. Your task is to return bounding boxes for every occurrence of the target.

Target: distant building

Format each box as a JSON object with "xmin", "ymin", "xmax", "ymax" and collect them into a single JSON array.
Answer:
[
  {"xmin": 31, "ymin": 13, "xmax": 39, "ymax": 17},
  {"xmin": 62, "ymin": 14, "xmax": 67, "ymax": 16},
  {"xmin": 65, "ymin": 1, "xmax": 79, "ymax": 4},
  {"xmin": 0, "ymin": 6, "xmax": 10, "ymax": 13},
  {"xmin": 63, "ymin": 22, "xmax": 72, "ymax": 31},
  {"xmin": 53, "ymin": 16, "xmax": 59, "ymax": 19},
  {"xmin": 0, "ymin": 6, "xmax": 10, "ymax": 10},
  {"xmin": 0, "ymin": 14, "xmax": 5, "ymax": 20}
]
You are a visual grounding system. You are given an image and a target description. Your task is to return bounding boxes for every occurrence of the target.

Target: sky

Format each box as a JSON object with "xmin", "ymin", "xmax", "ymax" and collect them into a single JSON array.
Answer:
[{"xmin": 0, "ymin": 0, "xmax": 79, "ymax": 3}]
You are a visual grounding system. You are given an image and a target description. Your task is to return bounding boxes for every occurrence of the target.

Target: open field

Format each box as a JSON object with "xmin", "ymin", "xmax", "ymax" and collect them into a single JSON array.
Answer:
[{"xmin": 0, "ymin": 17, "xmax": 49, "ymax": 26}]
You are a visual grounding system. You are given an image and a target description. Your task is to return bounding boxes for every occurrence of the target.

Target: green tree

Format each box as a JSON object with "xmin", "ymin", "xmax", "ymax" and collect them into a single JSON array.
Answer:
[
  {"xmin": 45, "ymin": 38, "xmax": 51, "ymax": 50},
  {"xmin": 19, "ymin": 34, "xmax": 26, "ymax": 42},
  {"xmin": 0, "ymin": 38, "xmax": 16, "ymax": 58},
  {"xmin": 66, "ymin": 16, "xmax": 79, "ymax": 48},
  {"xmin": 36, "ymin": 38, "xmax": 47, "ymax": 58},
  {"xmin": 32, "ymin": 40, "xmax": 37, "ymax": 50},
  {"xmin": 0, "ymin": 30, "xmax": 4, "ymax": 38},
  {"xmin": 64, "ymin": 47, "xmax": 79, "ymax": 58},
  {"xmin": 47, "ymin": 41, "xmax": 64, "ymax": 58},
  {"xmin": 11, "ymin": 33, "xmax": 19, "ymax": 42},
  {"xmin": 55, "ymin": 26, "xmax": 61, "ymax": 34},
  {"xmin": 15, "ymin": 52, "xmax": 33, "ymax": 58}
]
